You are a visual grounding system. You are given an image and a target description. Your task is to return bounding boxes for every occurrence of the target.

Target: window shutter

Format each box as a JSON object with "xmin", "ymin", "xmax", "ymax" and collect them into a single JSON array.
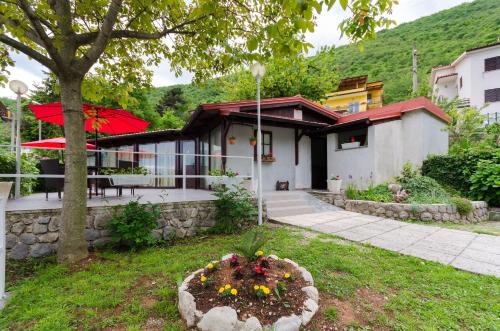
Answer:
[
  {"xmin": 485, "ymin": 56, "xmax": 500, "ymax": 71},
  {"xmin": 485, "ymin": 88, "xmax": 500, "ymax": 103}
]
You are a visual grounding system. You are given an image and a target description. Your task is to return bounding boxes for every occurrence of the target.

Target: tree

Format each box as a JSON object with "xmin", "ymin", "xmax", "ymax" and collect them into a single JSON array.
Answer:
[
  {"xmin": 156, "ymin": 87, "xmax": 186, "ymax": 117},
  {"xmin": 0, "ymin": 0, "xmax": 397, "ymax": 264}
]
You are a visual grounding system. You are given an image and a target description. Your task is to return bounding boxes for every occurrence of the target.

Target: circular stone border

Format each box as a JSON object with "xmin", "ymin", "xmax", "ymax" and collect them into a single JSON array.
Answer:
[{"xmin": 178, "ymin": 253, "xmax": 319, "ymax": 331}]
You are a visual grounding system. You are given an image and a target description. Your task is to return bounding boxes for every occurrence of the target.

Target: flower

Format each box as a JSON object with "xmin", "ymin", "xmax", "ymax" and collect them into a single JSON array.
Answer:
[
  {"xmin": 255, "ymin": 250, "xmax": 264, "ymax": 257},
  {"xmin": 207, "ymin": 263, "xmax": 214, "ymax": 269},
  {"xmin": 263, "ymin": 287, "xmax": 270, "ymax": 295},
  {"xmin": 254, "ymin": 285, "xmax": 260, "ymax": 291},
  {"xmin": 225, "ymin": 284, "xmax": 231, "ymax": 290},
  {"xmin": 218, "ymin": 287, "xmax": 224, "ymax": 294},
  {"xmin": 284, "ymin": 273, "xmax": 290, "ymax": 279},
  {"xmin": 201, "ymin": 275, "xmax": 207, "ymax": 282},
  {"xmin": 259, "ymin": 285, "xmax": 265, "ymax": 290},
  {"xmin": 230, "ymin": 288, "xmax": 238, "ymax": 296}
]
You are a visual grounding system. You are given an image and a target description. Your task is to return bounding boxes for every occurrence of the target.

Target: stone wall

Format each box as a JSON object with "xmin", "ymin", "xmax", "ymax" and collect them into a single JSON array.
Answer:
[
  {"xmin": 6, "ymin": 200, "xmax": 220, "ymax": 260},
  {"xmin": 308, "ymin": 191, "xmax": 345, "ymax": 208},
  {"xmin": 344, "ymin": 200, "xmax": 488, "ymax": 223}
]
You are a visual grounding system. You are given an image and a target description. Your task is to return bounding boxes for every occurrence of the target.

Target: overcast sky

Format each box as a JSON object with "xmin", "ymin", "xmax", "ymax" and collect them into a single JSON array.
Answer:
[{"xmin": 0, "ymin": 0, "xmax": 472, "ymax": 98}]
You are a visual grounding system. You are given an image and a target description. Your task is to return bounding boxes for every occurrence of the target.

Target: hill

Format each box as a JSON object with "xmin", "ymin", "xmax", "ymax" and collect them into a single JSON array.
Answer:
[{"xmin": 154, "ymin": 0, "xmax": 500, "ymax": 107}]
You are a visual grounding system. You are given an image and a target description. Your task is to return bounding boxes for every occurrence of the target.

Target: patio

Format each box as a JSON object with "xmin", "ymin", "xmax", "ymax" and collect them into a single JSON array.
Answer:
[{"xmin": 5, "ymin": 188, "xmax": 215, "ymax": 212}]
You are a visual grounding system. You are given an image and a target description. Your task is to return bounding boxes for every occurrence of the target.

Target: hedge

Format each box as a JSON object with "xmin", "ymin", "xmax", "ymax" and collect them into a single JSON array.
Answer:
[{"xmin": 421, "ymin": 150, "xmax": 498, "ymax": 197}]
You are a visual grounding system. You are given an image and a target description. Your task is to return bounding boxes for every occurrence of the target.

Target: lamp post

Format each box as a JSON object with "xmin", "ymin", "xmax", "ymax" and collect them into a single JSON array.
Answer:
[
  {"xmin": 9, "ymin": 80, "xmax": 28, "ymax": 199},
  {"xmin": 251, "ymin": 63, "xmax": 265, "ymax": 226}
]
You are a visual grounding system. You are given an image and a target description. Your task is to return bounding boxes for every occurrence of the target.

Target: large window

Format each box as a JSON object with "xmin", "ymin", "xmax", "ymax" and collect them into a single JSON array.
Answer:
[
  {"xmin": 485, "ymin": 56, "xmax": 500, "ymax": 72},
  {"xmin": 209, "ymin": 126, "xmax": 222, "ymax": 170},
  {"xmin": 485, "ymin": 88, "xmax": 500, "ymax": 103},
  {"xmin": 337, "ymin": 128, "xmax": 368, "ymax": 149},
  {"xmin": 157, "ymin": 141, "xmax": 176, "ymax": 187},
  {"xmin": 117, "ymin": 145, "xmax": 135, "ymax": 168},
  {"xmin": 100, "ymin": 148, "xmax": 117, "ymax": 168},
  {"xmin": 254, "ymin": 130, "xmax": 273, "ymax": 158},
  {"xmin": 138, "ymin": 143, "xmax": 156, "ymax": 186}
]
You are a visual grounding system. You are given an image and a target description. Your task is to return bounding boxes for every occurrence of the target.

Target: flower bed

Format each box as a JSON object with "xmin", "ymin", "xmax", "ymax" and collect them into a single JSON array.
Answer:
[{"xmin": 178, "ymin": 253, "xmax": 318, "ymax": 331}]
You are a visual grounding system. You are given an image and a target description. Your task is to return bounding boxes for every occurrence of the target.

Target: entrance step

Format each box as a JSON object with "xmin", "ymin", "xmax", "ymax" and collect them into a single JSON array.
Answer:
[{"xmin": 264, "ymin": 190, "xmax": 341, "ymax": 220}]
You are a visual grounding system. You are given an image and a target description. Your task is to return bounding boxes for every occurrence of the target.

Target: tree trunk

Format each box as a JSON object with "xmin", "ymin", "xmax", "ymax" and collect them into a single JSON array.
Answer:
[{"xmin": 57, "ymin": 76, "xmax": 89, "ymax": 264}]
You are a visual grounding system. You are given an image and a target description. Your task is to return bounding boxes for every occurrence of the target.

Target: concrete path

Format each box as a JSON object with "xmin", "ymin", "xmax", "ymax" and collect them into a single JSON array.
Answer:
[{"xmin": 273, "ymin": 210, "xmax": 500, "ymax": 277}]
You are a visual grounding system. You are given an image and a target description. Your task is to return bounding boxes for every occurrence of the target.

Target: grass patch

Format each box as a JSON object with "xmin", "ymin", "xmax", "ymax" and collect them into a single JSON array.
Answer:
[
  {"xmin": 324, "ymin": 306, "xmax": 338, "ymax": 323},
  {"xmin": 1, "ymin": 225, "xmax": 499, "ymax": 330}
]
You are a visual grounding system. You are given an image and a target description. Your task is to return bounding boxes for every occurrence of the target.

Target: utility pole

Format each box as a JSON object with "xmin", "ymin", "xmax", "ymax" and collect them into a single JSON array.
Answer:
[{"xmin": 412, "ymin": 44, "xmax": 418, "ymax": 93}]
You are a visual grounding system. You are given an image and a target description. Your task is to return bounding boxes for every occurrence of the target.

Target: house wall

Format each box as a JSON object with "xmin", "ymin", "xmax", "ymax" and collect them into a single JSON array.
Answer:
[
  {"xmin": 327, "ymin": 110, "xmax": 449, "ymax": 189},
  {"xmin": 226, "ymin": 124, "xmax": 308, "ymax": 191}
]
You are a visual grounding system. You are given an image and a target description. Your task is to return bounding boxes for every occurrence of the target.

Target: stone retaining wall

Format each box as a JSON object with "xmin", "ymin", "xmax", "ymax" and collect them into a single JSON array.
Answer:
[
  {"xmin": 6, "ymin": 200, "xmax": 221, "ymax": 260},
  {"xmin": 308, "ymin": 191, "xmax": 345, "ymax": 208},
  {"xmin": 344, "ymin": 200, "xmax": 488, "ymax": 223}
]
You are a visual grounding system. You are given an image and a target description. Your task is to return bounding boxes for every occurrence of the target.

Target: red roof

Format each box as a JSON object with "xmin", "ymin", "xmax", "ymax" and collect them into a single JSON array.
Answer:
[
  {"xmin": 201, "ymin": 95, "xmax": 341, "ymax": 120},
  {"xmin": 336, "ymin": 97, "xmax": 450, "ymax": 125}
]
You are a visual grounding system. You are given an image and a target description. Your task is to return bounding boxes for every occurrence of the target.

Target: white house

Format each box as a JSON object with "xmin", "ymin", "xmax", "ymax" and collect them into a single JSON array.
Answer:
[
  {"xmin": 431, "ymin": 42, "xmax": 500, "ymax": 124},
  {"xmin": 95, "ymin": 96, "xmax": 450, "ymax": 191}
]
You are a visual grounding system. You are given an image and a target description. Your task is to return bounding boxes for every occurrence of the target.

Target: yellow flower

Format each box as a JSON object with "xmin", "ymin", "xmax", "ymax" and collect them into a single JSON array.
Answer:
[
  {"xmin": 207, "ymin": 263, "xmax": 214, "ymax": 269},
  {"xmin": 254, "ymin": 285, "xmax": 260, "ymax": 291},
  {"xmin": 255, "ymin": 250, "xmax": 264, "ymax": 257},
  {"xmin": 284, "ymin": 273, "xmax": 290, "ymax": 279},
  {"xmin": 200, "ymin": 275, "xmax": 207, "ymax": 282},
  {"xmin": 218, "ymin": 287, "xmax": 224, "ymax": 294},
  {"xmin": 263, "ymin": 287, "xmax": 270, "ymax": 295},
  {"xmin": 225, "ymin": 284, "xmax": 231, "ymax": 290},
  {"xmin": 259, "ymin": 285, "xmax": 265, "ymax": 290},
  {"xmin": 230, "ymin": 288, "xmax": 238, "ymax": 296}
]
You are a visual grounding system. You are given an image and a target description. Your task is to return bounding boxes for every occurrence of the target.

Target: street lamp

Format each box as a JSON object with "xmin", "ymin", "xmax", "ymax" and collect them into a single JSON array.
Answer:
[
  {"xmin": 251, "ymin": 63, "xmax": 265, "ymax": 226},
  {"xmin": 9, "ymin": 80, "xmax": 28, "ymax": 199}
]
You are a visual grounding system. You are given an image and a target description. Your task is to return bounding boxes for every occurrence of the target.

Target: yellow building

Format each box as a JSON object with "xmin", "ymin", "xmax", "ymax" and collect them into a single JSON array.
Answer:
[{"xmin": 323, "ymin": 75, "xmax": 384, "ymax": 114}]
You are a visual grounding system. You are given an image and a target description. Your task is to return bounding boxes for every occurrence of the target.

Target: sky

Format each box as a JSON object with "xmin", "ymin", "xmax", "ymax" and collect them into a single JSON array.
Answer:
[{"xmin": 0, "ymin": 0, "xmax": 472, "ymax": 98}]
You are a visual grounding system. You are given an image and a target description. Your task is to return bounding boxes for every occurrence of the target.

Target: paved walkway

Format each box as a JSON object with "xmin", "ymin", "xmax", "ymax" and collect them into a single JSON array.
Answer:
[{"xmin": 273, "ymin": 210, "xmax": 500, "ymax": 277}]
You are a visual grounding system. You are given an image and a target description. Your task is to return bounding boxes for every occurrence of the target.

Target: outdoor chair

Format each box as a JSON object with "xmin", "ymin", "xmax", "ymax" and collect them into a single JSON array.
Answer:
[{"xmin": 40, "ymin": 159, "xmax": 64, "ymax": 200}]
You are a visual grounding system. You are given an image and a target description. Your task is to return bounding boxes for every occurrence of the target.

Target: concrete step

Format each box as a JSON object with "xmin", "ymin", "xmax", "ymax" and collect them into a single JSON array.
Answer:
[
  {"xmin": 265, "ymin": 199, "xmax": 308, "ymax": 208},
  {"xmin": 264, "ymin": 192, "xmax": 304, "ymax": 201},
  {"xmin": 267, "ymin": 205, "xmax": 316, "ymax": 218}
]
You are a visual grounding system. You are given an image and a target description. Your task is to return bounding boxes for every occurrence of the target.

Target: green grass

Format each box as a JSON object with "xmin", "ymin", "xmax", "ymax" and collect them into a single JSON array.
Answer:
[{"xmin": 2, "ymin": 226, "xmax": 499, "ymax": 330}]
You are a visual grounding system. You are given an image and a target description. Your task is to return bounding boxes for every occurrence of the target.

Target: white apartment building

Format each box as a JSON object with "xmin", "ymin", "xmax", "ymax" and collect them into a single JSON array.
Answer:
[{"xmin": 431, "ymin": 42, "xmax": 500, "ymax": 124}]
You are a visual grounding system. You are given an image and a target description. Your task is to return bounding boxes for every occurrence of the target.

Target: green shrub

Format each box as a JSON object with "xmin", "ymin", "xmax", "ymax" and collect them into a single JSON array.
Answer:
[
  {"xmin": 345, "ymin": 183, "xmax": 359, "ymax": 200},
  {"xmin": 0, "ymin": 150, "xmax": 40, "ymax": 195},
  {"xmin": 345, "ymin": 183, "xmax": 393, "ymax": 202},
  {"xmin": 469, "ymin": 160, "xmax": 500, "ymax": 206},
  {"xmin": 399, "ymin": 175, "xmax": 451, "ymax": 204},
  {"xmin": 422, "ymin": 150, "xmax": 498, "ymax": 196},
  {"xmin": 449, "ymin": 197, "xmax": 473, "ymax": 215},
  {"xmin": 235, "ymin": 229, "xmax": 267, "ymax": 260},
  {"xmin": 108, "ymin": 200, "xmax": 161, "ymax": 250},
  {"xmin": 209, "ymin": 184, "xmax": 257, "ymax": 234},
  {"xmin": 324, "ymin": 306, "xmax": 338, "ymax": 323}
]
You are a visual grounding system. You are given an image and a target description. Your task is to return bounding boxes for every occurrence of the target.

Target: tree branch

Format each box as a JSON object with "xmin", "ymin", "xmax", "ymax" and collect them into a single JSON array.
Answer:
[
  {"xmin": 17, "ymin": 0, "xmax": 64, "ymax": 66},
  {"xmin": 0, "ymin": 12, "xmax": 45, "ymax": 47},
  {"xmin": 48, "ymin": 0, "xmax": 73, "ymax": 36},
  {"xmin": 0, "ymin": 33, "xmax": 58, "ymax": 73}
]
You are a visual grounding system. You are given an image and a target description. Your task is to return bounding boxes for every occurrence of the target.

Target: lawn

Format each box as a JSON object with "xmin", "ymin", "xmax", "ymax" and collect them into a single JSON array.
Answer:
[{"xmin": 2, "ymin": 225, "xmax": 499, "ymax": 330}]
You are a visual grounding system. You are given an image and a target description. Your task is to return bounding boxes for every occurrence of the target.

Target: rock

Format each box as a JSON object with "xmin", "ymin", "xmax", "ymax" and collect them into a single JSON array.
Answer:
[
  {"xmin": 239, "ymin": 316, "xmax": 262, "ymax": 331},
  {"xmin": 163, "ymin": 226, "xmax": 176, "ymax": 241},
  {"xmin": 273, "ymin": 315, "xmax": 302, "ymax": 331},
  {"xmin": 399, "ymin": 211, "xmax": 409, "ymax": 219},
  {"xmin": 6, "ymin": 234, "xmax": 17, "ymax": 249},
  {"xmin": 19, "ymin": 233, "xmax": 38, "ymax": 245},
  {"xmin": 30, "ymin": 243, "xmax": 54, "ymax": 257},
  {"xmin": 93, "ymin": 237, "xmax": 112, "ymax": 247},
  {"xmin": 298, "ymin": 267, "xmax": 314, "ymax": 285},
  {"xmin": 301, "ymin": 286, "xmax": 319, "ymax": 303},
  {"xmin": 268, "ymin": 254, "xmax": 279, "ymax": 261},
  {"xmin": 420, "ymin": 212, "xmax": 432, "ymax": 221},
  {"xmin": 9, "ymin": 243, "xmax": 29, "ymax": 260},
  {"xmin": 48, "ymin": 217, "xmax": 59, "ymax": 232},
  {"xmin": 197, "ymin": 306, "xmax": 238, "ymax": 331},
  {"xmin": 178, "ymin": 290, "xmax": 198, "ymax": 327},
  {"xmin": 10, "ymin": 222, "xmax": 24, "ymax": 235},
  {"xmin": 152, "ymin": 229, "xmax": 163, "ymax": 240},
  {"xmin": 38, "ymin": 232, "xmax": 59, "ymax": 243},
  {"xmin": 221, "ymin": 253, "xmax": 235, "ymax": 261},
  {"xmin": 84, "ymin": 229, "xmax": 100, "ymax": 241},
  {"xmin": 283, "ymin": 258, "xmax": 299, "ymax": 268},
  {"xmin": 301, "ymin": 298, "xmax": 319, "ymax": 325},
  {"xmin": 33, "ymin": 223, "xmax": 48, "ymax": 234},
  {"xmin": 38, "ymin": 217, "xmax": 51, "ymax": 224},
  {"xmin": 94, "ymin": 214, "xmax": 110, "ymax": 229},
  {"xmin": 388, "ymin": 183, "xmax": 401, "ymax": 193}
]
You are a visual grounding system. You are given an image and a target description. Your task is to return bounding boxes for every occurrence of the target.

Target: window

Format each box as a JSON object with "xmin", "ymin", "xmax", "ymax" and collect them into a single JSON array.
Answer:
[
  {"xmin": 348, "ymin": 102, "xmax": 360, "ymax": 113},
  {"xmin": 367, "ymin": 93, "xmax": 372, "ymax": 104},
  {"xmin": 459, "ymin": 76, "xmax": 463, "ymax": 89},
  {"xmin": 254, "ymin": 130, "xmax": 273, "ymax": 158},
  {"xmin": 337, "ymin": 128, "xmax": 368, "ymax": 149},
  {"xmin": 485, "ymin": 88, "xmax": 500, "ymax": 103},
  {"xmin": 485, "ymin": 56, "xmax": 500, "ymax": 72}
]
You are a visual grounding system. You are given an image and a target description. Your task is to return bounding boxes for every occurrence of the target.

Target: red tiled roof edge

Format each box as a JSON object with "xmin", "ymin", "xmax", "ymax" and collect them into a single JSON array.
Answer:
[{"xmin": 336, "ymin": 97, "xmax": 450, "ymax": 125}]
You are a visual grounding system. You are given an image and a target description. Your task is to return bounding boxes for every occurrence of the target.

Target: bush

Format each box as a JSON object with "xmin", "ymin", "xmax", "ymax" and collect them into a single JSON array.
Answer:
[
  {"xmin": 422, "ymin": 150, "xmax": 498, "ymax": 196},
  {"xmin": 345, "ymin": 183, "xmax": 393, "ymax": 202},
  {"xmin": 235, "ymin": 229, "xmax": 267, "ymax": 260},
  {"xmin": 209, "ymin": 184, "xmax": 257, "ymax": 234},
  {"xmin": 0, "ymin": 151, "xmax": 40, "ymax": 195},
  {"xmin": 469, "ymin": 160, "xmax": 500, "ymax": 206},
  {"xmin": 449, "ymin": 197, "xmax": 473, "ymax": 215},
  {"xmin": 108, "ymin": 200, "xmax": 161, "ymax": 250},
  {"xmin": 398, "ymin": 175, "xmax": 451, "ymax": 204}
]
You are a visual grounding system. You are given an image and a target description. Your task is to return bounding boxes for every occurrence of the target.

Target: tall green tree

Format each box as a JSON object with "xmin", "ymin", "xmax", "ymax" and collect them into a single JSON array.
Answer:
[
  {"xmin": 0, "ymin": 0, "xmax": 396, "ymax": 263},
  {"xmin": 155, "ymin": 87, "xmax": 186, "ymax": 117}
]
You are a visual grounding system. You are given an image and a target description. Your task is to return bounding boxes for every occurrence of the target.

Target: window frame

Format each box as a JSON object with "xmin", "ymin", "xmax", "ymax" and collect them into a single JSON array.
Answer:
[
  {"xmin": 485, "ymin": 88, "xmax": 500, "ymax": 103},
  {"xmin": 485, "ymin": 56, "xmax": 500, "ymax": 72},
  {"xmin": 254, "ymin": 130, "xmax": 273, "ymax": 159}
]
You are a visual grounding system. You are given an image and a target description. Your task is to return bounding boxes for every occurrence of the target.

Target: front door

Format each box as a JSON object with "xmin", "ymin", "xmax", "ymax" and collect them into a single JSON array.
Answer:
[{"xmin": 311, "ymin": 137, "xmax": 327, "ymax": 190}]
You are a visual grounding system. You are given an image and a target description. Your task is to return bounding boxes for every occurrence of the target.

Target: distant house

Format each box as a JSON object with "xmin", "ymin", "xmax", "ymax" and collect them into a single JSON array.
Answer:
[
  {"xmin": 94, "ymin": 96, "xmax": 449, "ymax": 191},
  {"xmin": 323, "ymin": 75, "xmax": 384, "ymax": 114},
  {"xmin": 431, "ymin": 42, "xmax": 500, "ymax": 124},
  {"xmin": 0, "ymin": 100, "xmax": 11, "ymax": 121}
]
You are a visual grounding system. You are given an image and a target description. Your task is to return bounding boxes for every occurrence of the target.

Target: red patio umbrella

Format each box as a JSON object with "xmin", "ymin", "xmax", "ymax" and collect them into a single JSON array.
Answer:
[
  {"xmin": 22, "ymin": 137, "xmax": 96, "ymax": 150},
  {"xmin": 28, "ymin": 102, "xmax": 150, "ymax": 135}
]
